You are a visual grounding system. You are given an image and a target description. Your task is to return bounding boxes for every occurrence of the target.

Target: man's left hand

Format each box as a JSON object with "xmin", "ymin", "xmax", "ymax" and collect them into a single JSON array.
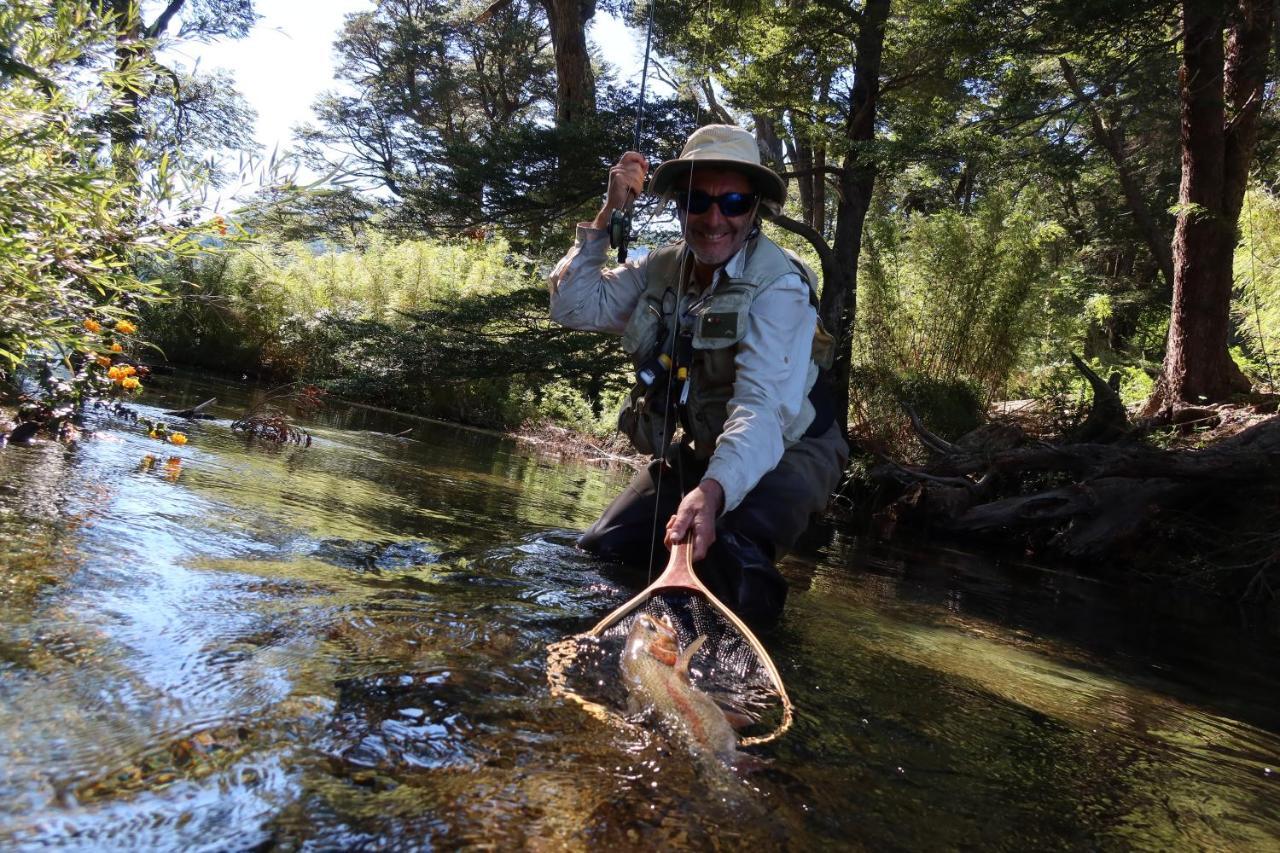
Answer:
[{"xmin": 664, "ymin": 479, "xmax": 725, "ymax": 561}]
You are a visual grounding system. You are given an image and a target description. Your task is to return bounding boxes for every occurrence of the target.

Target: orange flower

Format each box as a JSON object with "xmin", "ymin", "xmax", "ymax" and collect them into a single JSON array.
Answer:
[
  {"xmin": 115, "ymin": 320, "xmax": 137, "ymax": 335},
  {"xmin": 110, "ymin": 342, "xmax": 123, "ymax": 353},
  {"xmin": 107, "ymin": 365, "xmax": 123, "ymax": 380},
  {"xmin": 83, "ymin": 318, "xmax": 102, "ymax": 333},
  {"xmin": 96, "ymin": 355, "xmax": 113, "ymax": 368},
  {"xmin": 168, "ymin": 433, "xmax": 188, "ymax": 445},
  {"xmin": 121, "ymin": 365, "xmax": 137, "ymax": 376}
]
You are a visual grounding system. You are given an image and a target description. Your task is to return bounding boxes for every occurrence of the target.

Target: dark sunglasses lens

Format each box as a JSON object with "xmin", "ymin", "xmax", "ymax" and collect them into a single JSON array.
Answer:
[
  {"xmin": 719, "ymin": 193, "xmax": 755, "ymax": 216},
  {"xmin": 678, "ymin": 190, "xmax": 713, "ymax": 214},
  {"xmin": 677, "ymin": 190, "xmax": 755, "ymax": 216}
]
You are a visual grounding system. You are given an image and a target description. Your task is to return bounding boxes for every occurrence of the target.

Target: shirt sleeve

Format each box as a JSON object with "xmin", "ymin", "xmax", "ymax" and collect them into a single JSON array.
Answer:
[
  {"xmin": 703, "ymin": 271, "xmax": 815, "ymax": 514},
  {"xmin": 547, "ymin": 224, "xmax": 647, "ymax": 335}
]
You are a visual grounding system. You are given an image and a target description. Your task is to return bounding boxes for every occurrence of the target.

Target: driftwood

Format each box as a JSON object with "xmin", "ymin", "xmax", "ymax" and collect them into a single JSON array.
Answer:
[
  {"xmin": 165, "ymin": 398, "xmax": 217, "ymax": 420},
  {"xmin": 870, "ymin": 357, "xmax": 1280, "ymax": 593}
]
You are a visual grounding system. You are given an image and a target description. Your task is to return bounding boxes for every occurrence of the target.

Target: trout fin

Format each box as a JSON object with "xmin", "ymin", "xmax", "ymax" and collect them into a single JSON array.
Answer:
[
  {"xmin": 676, "ymin": 634, "xmax": 707, "ymax": 682},
  {"xmin": 719, "ymin": 706, "xmax": 756, "ymax": 732},
  {"xmin": 729, "ymin": 750, "xmax": 770, "ymax": 775}
]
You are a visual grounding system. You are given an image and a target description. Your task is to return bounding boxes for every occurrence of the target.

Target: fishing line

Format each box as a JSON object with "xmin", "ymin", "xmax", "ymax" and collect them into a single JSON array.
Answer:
[{"xmin": 643, "ymin": 0, "xmax": 718, "ymax": 583}]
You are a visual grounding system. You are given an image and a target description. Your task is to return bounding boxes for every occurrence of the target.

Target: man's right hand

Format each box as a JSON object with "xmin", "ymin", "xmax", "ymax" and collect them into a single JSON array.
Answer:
[{"xmin": 592, "ymin": 152, "xmax": 648, "ymax": 230}]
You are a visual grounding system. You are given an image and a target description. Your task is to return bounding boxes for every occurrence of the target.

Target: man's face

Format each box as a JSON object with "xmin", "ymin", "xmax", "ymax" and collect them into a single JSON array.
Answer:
[{"xmin": 679, "ymin": 168, "xmax": 757, "ymax": 269}]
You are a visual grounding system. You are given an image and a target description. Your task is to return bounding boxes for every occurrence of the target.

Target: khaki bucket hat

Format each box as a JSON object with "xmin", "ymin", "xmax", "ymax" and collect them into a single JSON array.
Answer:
[{"xmin": 650, "ymin": 124, "xmax": 787, "ymax": 213}]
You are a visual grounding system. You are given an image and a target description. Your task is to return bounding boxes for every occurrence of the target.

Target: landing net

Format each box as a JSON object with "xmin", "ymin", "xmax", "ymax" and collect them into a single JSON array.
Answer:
[{"xmin": 547, "ymin": 584, "xmax": 793, "ymax": 747}]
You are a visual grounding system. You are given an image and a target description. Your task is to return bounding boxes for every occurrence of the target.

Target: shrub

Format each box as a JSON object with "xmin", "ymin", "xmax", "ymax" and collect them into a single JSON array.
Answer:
[{"xmin": 0, "ymin": 2, "xmax": 203, "ymax": 409}]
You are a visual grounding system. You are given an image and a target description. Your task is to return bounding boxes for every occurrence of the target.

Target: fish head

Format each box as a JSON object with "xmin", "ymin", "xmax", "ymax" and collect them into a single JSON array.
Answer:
[{"xmin": 623, "ymin": 612, "xmax": 679, "ymax": 667}]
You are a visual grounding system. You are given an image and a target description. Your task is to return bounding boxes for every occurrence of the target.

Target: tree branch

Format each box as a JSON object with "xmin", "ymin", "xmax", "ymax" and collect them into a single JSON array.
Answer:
[
  {"xmin": 769, "ymin": 214, "xmax": 835, "ymax": 273},
  {"xmin": 145, "ymin": 0, "xmax": 187, "ymax": 39}
]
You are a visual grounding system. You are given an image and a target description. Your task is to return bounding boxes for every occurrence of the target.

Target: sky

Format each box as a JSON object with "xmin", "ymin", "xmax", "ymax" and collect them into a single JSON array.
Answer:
[{"xmin": 161, "ymin": 1, "xmax": 649, "ymax": 160}]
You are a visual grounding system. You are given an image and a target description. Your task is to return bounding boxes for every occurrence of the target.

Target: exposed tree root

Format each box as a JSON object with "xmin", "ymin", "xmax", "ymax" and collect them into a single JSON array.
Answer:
[{"xmin": 867, "ymin": 355, "xmax": 1280, "ymax": 601}]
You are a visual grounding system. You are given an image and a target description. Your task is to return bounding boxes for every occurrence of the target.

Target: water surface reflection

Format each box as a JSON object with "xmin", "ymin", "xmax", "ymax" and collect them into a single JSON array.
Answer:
[{"xmin": 0, "ymin": 371, "xmax": 1276, "ymax": 850}]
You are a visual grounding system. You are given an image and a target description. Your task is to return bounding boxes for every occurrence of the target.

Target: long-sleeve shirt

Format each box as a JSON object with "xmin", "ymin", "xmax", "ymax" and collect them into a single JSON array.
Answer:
[{"xmin": 548, "ymin": 224, "xmax": 817, "ymax": 514}]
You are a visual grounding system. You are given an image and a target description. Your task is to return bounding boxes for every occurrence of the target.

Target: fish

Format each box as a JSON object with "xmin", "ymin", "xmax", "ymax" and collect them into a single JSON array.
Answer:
[{"xmin": 620, "ymin": 612, "xmax": 748, "ymax": 767}]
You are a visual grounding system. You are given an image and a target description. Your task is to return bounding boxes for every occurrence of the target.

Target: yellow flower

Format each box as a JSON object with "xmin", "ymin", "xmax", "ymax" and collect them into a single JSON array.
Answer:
[
  {"xmin": 107, "ymin": 366, "xmax": 123, "ymax": 380},
  {"xmin": 97, "ymin": 356, "xmax": 113, "ymax": 368},
  {"xmin": 83, "ymin": 318, "xmax": 101, "ymax": 333},
  {"xmin": 168, "ymin": 433, "xmax": 188, "ymax": 445},
  {"xmin": 122, "ymin": 376, "xmax": 141, "ymax": 391},
  {"xmin": 121, "ymin": 365, "xmax": 137, "ymax": 376},
  {"xmin": 110, "ymin": 342, "xmax": 123, "ymax": 353},
  {"xmin": 115, "ymin": 320, "xmax": 137, "ymax": 335},
  {"xmin": 148, "ymin": 430, "xmax": 158, "ymax": 439}
]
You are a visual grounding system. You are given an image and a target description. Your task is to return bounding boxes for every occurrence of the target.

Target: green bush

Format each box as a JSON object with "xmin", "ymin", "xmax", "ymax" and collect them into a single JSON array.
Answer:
[
  {"xmin": 0, "ymin": 1, "xmax": 202, "ymax": 408},
  {"xmin": 143, "ymin": 233, "xmax": 629, "ymax": 429},
  {"xmin": 1233, "ymin": 187, "xmax": 1280, "ymax": 388},
  {"xmin": 853, "ymin": 188, "xmax": 1072, "ymax": 451}
]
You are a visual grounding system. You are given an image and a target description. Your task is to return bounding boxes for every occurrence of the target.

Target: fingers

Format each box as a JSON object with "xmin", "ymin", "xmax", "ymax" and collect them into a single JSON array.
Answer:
[
  {"xmin": 663, "ymin": 501, "xmax": 716, "ymax": 562},
  {"xmin": 607, "ymin": 151, "xmax": 648, "ymax": 206}
]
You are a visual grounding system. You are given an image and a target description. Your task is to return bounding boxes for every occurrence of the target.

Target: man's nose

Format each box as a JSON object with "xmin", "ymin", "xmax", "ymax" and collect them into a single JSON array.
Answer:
[{"xmin": 697, "ymin": 201, "xmax": 726, "ymax": 227}]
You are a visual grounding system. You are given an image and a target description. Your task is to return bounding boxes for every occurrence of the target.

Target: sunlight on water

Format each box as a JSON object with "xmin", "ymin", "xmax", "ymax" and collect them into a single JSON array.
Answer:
[{"xmin": 0, "ymin": 371, "xmax": 1277, "ymax": 849}]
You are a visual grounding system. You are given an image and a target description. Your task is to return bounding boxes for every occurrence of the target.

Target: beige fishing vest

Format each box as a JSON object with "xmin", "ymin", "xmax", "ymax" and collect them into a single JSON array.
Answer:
[{"xmin": 617, "ymin": 235, "xmax": 835, "ymax": 458}]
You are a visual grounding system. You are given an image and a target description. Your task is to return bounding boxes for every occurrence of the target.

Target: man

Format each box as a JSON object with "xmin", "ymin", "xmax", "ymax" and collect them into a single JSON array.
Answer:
[{"xmin": 548, "ymin": 124, "xmax": 848, "ymax": 629}]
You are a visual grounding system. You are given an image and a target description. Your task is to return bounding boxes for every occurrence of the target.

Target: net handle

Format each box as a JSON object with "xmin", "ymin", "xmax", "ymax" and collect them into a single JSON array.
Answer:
[{"xmin": 585, "ymin": 539, "xmax": 794, "ymax": 745}]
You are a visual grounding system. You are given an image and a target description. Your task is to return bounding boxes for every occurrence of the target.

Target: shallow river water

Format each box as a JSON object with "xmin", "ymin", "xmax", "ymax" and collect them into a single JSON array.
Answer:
[{"xmin": 1, "ymin": 372, "xmax": 1278, "ymax": 851}]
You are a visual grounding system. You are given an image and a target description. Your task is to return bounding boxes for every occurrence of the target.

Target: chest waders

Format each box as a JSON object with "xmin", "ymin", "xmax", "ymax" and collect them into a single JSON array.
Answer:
[{"xmin": 616, "ymin": 234, "xmax": 836, "ymax": 459}]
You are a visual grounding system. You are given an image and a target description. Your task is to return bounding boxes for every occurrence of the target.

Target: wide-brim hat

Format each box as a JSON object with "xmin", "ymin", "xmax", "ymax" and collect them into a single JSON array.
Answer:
[{"xmin": 650, "ymin": 124, "xmax": 787, "ymax": 214}]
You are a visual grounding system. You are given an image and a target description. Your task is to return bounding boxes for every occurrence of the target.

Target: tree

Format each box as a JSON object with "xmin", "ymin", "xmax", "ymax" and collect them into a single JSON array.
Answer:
[
  {"xmin": 1146, "ymin": 0, "xmax": 1275, "ymax": 411},
  {"xmin": 0, "ymin": 0, "xmax": 204, "ymax": 405},
  {"xmin": 477, "ymin": 0, "xmax": 600, "ymax": 126},
  {"xmin": 300, "ymin": 0, "xmax": 557, "ymax": 230},
  {"xmin": 99, "ymin": 0, "xmax": 259, "ymax": 184},
  {"xmin": 541, "ymin": 0, "xmax": 597, "ymax": 125},
  {"xmin": 652, "ymin": 0, "xmax": 893, "ymax": 430},
  {"xmin": 303, "ymin": 0, "xmax": 696, "ymax": 244}
]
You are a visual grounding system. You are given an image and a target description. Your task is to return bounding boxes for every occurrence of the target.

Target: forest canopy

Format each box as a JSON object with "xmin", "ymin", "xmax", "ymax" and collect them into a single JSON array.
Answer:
[{"xmin": 4, "ymin": 0, "xmax": 1280, "ymax": 440}]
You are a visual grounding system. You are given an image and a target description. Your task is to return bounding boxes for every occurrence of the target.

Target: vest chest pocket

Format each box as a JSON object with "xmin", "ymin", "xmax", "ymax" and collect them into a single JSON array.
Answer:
[
  {"xmin": 692, "ymin": 285, "xmax": 752, "ymax": 350},
  {"xmin": 620, "ymin": 295, "xmax": 664, "ymax": 357}
]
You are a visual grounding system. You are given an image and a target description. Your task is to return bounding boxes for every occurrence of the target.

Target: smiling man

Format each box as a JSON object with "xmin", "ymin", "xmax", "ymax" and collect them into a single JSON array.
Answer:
[{"xmin": 548, "ymin": 124, "xmax": 848, "ymax": 629}]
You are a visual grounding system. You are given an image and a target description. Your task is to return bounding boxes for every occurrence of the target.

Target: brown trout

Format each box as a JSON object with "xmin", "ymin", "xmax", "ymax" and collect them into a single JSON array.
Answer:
[{"xmin": 620, "ymin": 613, "xmax": 742, "ymax": 765}]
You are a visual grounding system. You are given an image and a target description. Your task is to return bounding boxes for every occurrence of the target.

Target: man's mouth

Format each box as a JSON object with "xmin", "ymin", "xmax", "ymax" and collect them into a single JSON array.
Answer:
[{"xmin": 693, "ymin": 229, "xmax": 731, "ymax": 245}]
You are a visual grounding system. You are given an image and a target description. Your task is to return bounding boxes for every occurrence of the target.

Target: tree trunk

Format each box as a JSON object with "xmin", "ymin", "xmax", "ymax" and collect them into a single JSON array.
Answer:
[
  {"xmin": 1147, "ymin": 0, "xmax": 1273, "ymax": 413},
  {"xmin": 541, "ymin": 0, "xmax": 596, "ymax": 127},
  {"xmin": 822, "ymin": 0, "xmax": 890, "ymax": 432}
]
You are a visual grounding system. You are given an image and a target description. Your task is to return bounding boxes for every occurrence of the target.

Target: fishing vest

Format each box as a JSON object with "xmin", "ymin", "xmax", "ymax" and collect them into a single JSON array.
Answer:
[{"xmin": 617, "ymin": 234, "xmax": 836, "ymax": 459}]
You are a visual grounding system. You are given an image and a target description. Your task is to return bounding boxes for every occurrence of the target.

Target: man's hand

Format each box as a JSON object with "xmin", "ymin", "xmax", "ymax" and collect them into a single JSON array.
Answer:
[
  {"xmin": 591, "ymin": 152, "xmax": 648, "ymax": 230},
  {"xmin": 664, "ymin": 479, "xmax": 725, "ymax": 562}
]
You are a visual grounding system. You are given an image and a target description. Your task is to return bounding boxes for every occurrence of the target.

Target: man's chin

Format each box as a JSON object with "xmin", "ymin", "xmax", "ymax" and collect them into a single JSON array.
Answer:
[{"xmin": 688, "ymin": 241, "xmax": 736, "ymax": 268}]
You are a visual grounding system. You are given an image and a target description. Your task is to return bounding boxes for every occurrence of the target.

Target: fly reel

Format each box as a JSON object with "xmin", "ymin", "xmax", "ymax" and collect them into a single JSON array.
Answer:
[{"xmin": 609, "ymin": 207, "xmax": 632, "ymax": 264}]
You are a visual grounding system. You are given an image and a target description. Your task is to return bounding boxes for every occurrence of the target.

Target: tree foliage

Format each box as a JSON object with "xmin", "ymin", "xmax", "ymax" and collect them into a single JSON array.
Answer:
[
  {"xmin": 299, "ymin": 0, "xmax": 697, "ymax": 247},
  {"xmin": 0, "ymin": 0, "xmax": 205, "ymax": 407}
]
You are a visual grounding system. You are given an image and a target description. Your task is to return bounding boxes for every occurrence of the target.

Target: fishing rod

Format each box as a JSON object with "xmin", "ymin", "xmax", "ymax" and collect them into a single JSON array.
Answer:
[{"xmin": 609, "ymin": 0, "xmax": 658, "ymax": 263}]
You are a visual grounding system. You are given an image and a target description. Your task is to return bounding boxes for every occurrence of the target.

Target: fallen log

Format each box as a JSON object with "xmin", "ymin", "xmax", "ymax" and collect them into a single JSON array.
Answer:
[{"xmin": 868, "ymin": 363, "xmax": 1280, "ymax": 595}]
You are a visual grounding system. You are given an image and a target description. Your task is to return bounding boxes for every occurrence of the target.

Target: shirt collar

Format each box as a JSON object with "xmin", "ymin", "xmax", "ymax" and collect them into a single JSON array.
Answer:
[{"xmin": 701, "ymin": 240, "xmax": 751, "ymax": 292}]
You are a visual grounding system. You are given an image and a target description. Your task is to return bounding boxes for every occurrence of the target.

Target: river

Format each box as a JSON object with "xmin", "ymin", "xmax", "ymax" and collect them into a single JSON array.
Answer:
[{"xmin": 1, "ymin": 371, "xmax": 1277, "ymax": 850}]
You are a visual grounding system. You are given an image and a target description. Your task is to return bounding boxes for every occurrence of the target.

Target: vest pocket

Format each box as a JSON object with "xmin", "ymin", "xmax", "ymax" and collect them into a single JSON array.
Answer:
[
  {"xmin": 620, "ymin": 297, "xmax": 662, "ymax": 358},
  {"xmin": 691, "ymin": 286, "xmax": 752, "ymax": 350}
]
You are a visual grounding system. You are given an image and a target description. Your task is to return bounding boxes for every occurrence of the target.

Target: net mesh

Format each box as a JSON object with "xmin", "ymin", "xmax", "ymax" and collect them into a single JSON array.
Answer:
[{"xmin": 546, "ymin": 590, "xmax": 791, "ymax": 746}]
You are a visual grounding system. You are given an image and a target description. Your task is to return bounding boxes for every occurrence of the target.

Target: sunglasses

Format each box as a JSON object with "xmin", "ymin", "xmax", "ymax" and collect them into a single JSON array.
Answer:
[{"xmin": 674, "ymin": 189, "xmax": 758, "ymax": 218}]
